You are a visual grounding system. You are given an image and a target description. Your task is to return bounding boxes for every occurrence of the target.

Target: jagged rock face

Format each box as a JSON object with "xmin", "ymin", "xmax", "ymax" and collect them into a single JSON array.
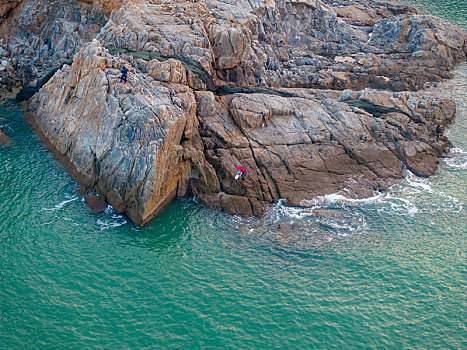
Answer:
[
  {"xmin": 0, "ymin": 0, "xmax": 23, "ymax": 19},
  {"xmin": 93, "ymin": 0, "xmax": 467, "ymax": 92},
  {"xmin": 258, "ymin": 0, "xmax": 466, "ymax": 90},
  {"xmin": 0, "ymin": 0, "xmax": 107, "ymax": 86},
  {"xmin": 190, "ymin": 89, "xmax": 455, "ymax": 216},
  {"xmin": 76, "ymin": 0, "xmax": 124, "ymax": 16},
  {"xmin": 31, "ymin": 40, "xmax": 197, "ymax": 226},
  {"xmin": 16, "ymin": 0, "xmax": 466, "ymax": 225},
  {"xmin": 98, "ymin": 2, "xmax": 216, "ymax": 75},
  {"xmin": 0, "ymin": 129, "xmax": 8, "ymax": 144}
]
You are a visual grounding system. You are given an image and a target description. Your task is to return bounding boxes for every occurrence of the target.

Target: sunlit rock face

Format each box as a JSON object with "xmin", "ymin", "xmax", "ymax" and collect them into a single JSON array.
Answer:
[
  {"xmin": 3, "ymin": 0, "xmax": 464, "ymax": 224},
  {"xmin": 31, "ymin": 40, "xmax": 198, "ymax": 225}
]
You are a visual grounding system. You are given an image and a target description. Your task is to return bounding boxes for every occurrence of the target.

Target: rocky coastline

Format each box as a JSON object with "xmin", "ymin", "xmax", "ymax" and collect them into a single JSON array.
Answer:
[{"xmin": 1, "ymin": 0, "xmax": 466, "ymax": 225}]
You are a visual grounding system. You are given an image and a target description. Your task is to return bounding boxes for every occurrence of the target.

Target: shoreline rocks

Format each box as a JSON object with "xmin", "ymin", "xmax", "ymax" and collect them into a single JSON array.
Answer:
[{"xmin": 2, "ymin": 0, "xmax": 466, "ymax": 225}]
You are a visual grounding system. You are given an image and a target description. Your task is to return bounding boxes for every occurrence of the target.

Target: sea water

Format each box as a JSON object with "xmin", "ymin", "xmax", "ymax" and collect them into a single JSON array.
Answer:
[{"xmin": 1, "ymin": 2, "xmax": 466, "ymax": 349}]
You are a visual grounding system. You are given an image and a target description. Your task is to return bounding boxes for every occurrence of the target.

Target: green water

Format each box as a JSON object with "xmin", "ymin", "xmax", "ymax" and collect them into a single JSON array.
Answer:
[
  {"xmin": 1, "ymin": 5, "xmax": 466, "ymax": 350},
  {"xmin": 401, "ymin": 0, "xmax": 467, "ymax": 28}
]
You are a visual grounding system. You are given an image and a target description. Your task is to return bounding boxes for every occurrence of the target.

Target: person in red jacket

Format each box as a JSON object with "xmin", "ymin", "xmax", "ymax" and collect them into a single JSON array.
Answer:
[{"xmin": 236, "ymin": 166, "xmax": 247, "ymax": 180}]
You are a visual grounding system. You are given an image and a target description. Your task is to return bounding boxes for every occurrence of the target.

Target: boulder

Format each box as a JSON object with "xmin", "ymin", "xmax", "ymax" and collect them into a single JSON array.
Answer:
[{"xmin": 31, "ymin": 40, "xmax": 197, "ymax": 226}]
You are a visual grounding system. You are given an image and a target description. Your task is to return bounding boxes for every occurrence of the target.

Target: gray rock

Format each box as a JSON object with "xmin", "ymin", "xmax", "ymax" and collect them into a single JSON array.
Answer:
[{"xmin": 3, "ymin": 0, "xmax": 463, "ymax": 224}]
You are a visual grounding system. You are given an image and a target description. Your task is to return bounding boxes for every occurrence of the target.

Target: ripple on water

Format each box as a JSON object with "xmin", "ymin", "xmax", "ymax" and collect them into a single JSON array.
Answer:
[{"xmin": 444, "ymin": 148, "xmax": 467, "ymax": 169}]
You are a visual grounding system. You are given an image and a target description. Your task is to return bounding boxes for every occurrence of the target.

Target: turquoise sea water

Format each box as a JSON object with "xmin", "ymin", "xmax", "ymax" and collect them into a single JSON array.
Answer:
[
  {"xmin": 1, "ymin": 3, "xmax": 466, "ymax": 349},
  {"xmin": 402, "ymin": 0, "xmax": 467, "ymax": 28}
]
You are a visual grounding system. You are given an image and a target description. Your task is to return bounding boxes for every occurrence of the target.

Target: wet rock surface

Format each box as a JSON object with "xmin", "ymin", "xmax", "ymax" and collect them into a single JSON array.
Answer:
[
  {"xmin": 0, "ymin": 129, "xmax": 8, "ymax": 144},
  {"xmin": 1, "ymin": 0, "xmax": 465, "ymax": 225}
]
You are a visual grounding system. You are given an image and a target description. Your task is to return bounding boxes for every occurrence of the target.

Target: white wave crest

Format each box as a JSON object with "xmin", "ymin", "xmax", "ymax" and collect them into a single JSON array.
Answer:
[
  {"xmin": 42, "ymin": 197, "xmax": 79, "ymax": 211},
  {"xmin": 97, "ymin": 217, "xmax": 127, "ymax": 230},
  {"xmin": 404, "ymin": 170, "xmax": 433, "ymax": 192},
  {"xmin": 442, "ymin": 147, "xmax": 467, "ymax": 169},
  {"xmin": 270, "ymin": 197, "xmax": 369, "ymax": 236},
  {"xmin": 96, "ymin": 205, "xmax": 127, "ymax": 230},
  {"xmin": 450, "ymin": 147, "xmax": 467, "ymax": 154},
  {"xmin": 274, "ymin": 199, "xmax": 315, "ymax": 220},
  {"xmin": 380, "ymin": 193, "xmax": 419, "ymax": 216},
  {"xmin": 300, "ymin": 191, "xmax": 385, "ymax": 207}
]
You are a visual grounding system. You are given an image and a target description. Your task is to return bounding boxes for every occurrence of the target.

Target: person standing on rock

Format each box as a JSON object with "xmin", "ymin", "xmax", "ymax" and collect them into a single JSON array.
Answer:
[
  {"xmin": 436, "ymin": 125, "xmax": 443, "ymax": 141},
  {"xmin": 260, "ymin": 112, "xmax": 268, "ymax": 128},
  {"xmin": 120, "ymin": 65, "xmax": 128, "ymax": 83}
]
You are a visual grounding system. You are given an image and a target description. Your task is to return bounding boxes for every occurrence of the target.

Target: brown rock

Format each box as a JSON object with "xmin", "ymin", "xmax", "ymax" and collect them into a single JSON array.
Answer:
[
  {"xmin": 10, "ymin": 0, "xmax": 464, "ymax": 225},
  {"xmin": 0, "ymin": 129, "xmax": 9, "ymax": 144},
  {"xmin": 85, "ymin": 194, "xmax": 108, "ymax": 213}
]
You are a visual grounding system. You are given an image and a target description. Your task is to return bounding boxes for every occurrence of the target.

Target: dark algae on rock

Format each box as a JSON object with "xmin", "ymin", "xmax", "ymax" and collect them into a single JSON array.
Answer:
[{"xmin": 1, "ymin": 0, "xmax": 465, "ymax": 225}]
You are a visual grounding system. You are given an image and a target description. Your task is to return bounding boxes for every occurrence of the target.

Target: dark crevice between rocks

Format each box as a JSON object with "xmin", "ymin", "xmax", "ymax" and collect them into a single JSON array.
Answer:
[
  {"xmin": 343, "ymin": 99, "xmax": 417, "ymax": 121},
  {"xmin": 333, "ymin": 136, "xmax": 390, "ymax": 182},
  {"xmin": 247, "ymin": 143, "xmax": 279, "ymax": 205},
  {"xmin": 123, "ymin": 126, "xmax": 148, "ymax": 205},
  {"xmin": 82, "ymin": 148, "xmax": 108, "ymax": 213},
  {"xmin": 106, "ymin": 47, "xmax": 297, "ymax": 98},
  {"xmin": 16, "ymin": 58, "xmax": 73, "ymax": 101}
]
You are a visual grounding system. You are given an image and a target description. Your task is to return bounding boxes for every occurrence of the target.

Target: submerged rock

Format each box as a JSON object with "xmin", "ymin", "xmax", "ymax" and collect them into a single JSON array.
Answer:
[{"xmin": 0, "ymin": 129, "xmax": 9, "ymax": 144}]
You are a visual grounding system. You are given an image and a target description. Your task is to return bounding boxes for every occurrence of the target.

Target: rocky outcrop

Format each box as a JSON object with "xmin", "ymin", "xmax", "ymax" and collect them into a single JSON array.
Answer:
[
  {"xmin": 95, "ymin": 0, "xmax": 466, "ymax": 92},
  {"xmin": 0, "ymin": 127, "xmax": 8, "ymax": 144},
  {"xmin": 30, "ymin": 40, "xmax": 197, "ymax": 226},
  {"xmin": 4, "ymin": 0, "xmax": 466, "ymax": 225},
  {"xmin": 188, "ymin": 89, "xmax": 454, "ymax": 215},
  {"xmin": 0, "ymin": 0, "xmax": 23, "ymax": 20},
  {"xmin": 0, "ymin": 39, "xmax": 15, "ymax": 101}
]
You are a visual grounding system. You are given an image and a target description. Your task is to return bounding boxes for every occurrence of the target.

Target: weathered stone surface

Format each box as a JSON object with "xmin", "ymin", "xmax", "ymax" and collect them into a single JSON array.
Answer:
[
  {"xmin": 76, "ymin": 0, "xmax": 124, "ymax": 16},
  {"xmin": 30, "ymin": 40, "xmax": 197, "ymax": 225},
  {"xmin": 189, "ymin": 88, "xmax": 454, "ymax": 214},
  {"xmin": 0, "ymin": 0, "xmax": 23, "ymax": 20},
  {"xmin": 2, "ymin": 0, "xmax": 463, "ymax": 224},
  {"xmin": 0, "ymin": 0, "xmax": 107, "ymax": 89}
]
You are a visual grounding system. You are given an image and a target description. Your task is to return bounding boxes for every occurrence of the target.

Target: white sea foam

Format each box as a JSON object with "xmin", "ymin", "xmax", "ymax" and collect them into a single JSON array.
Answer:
[
  {"xmin": 450, "ymin": 147, "xmax": 467, "ymax": 154},
  {"xmin": 444, "ymin": 156, "xmax": 467, "ymax": 169},
  {"xmin": 104, "ymin": 205, "xmax": 114, "ymax": 214},
  {"xmin": 300, "ymin": 191, "xmax": 385, "ymax": 208},
  {"xmin": 42, "ymin": 196, "xmax": 79, "ymax": 211},
  {"xmin": 274, "ymin": 199, "xmax": 315, "ymax": 220},
  {"xmin": 404, "ymin": 170, "xmax": 433, "ymax": 192},
  {"xmin": 230, "ymin": 160, "xmax": 463, "ymax": 239},
  {"xmin": 269, "ymin": 197, "xmax": 369, "ymax": 236},
  {"xmin": 317, "ymin": 215, "xmax": 368, "ymax": 236},
  {"xmin": 96, "ymin": 205, "xmax": 128, "ymax": 230},
  {"xmin": 440, "ymin": 147, "xmax": 467, "ymax": 169},
  {"xmin": 97, "ymin": 217, "xmax": 127, "ymax": 230}
]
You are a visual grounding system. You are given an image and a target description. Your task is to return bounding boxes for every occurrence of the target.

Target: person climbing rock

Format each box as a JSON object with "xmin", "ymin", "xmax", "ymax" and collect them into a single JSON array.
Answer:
[
  {"xmin": 235, "ymin": 166, "xmax": 247, "ymax": 180},
  {"xmin": 436, "ymin": 125, "xmax": 443, "ymax": 141},
  {"xmin": 260, "ymin": 112, "xmax": 268, "ymax": 128},
  {"xmin": 120, "ymin": 65, "xmax": 128, "ymax": 83}
]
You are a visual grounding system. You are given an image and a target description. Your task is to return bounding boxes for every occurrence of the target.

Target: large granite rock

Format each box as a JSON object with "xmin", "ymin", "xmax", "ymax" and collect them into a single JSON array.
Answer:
[
  {"xmin": 189, "ymin": 89, "xmax": 454, "ymax": 215},
  {"xmin": 94, "ymin": 0, "xmax": 466, "ymax": 92},
  {"xmin": 31, "ymin": 40, "xmax": 197, "ymax": 225},
  {"xmin": 0, "ymin": 128, "xmax": 8, "ymax": 144},
  {"xmin": 0, "ymin": 0, "xmax": 23, "ymax": 19},
  {"xmin": 5, "ymin": 0, "xmax": 465, "ymax": 224}
]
